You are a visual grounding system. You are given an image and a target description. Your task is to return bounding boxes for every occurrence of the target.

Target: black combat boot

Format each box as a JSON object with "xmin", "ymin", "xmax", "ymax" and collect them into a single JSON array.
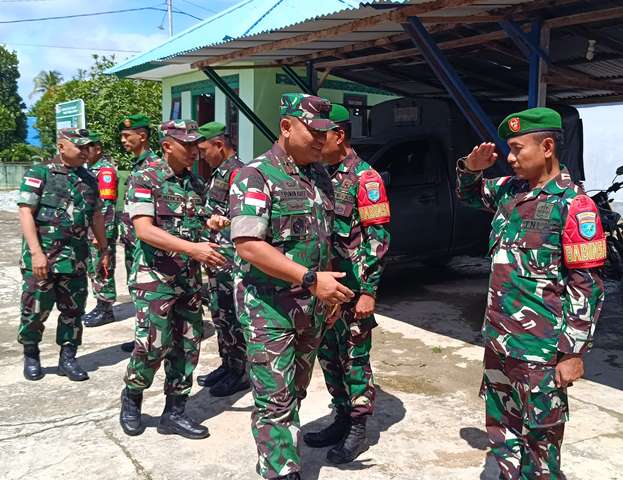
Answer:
[
  {"xmin": 275, "ymin": 473, "xmax": 301, "ymax": 480},
  {"xmin": 303, "ymin": 406, "xmax": 351, "ymax": 448},
  {"xmin": 120, "ymin": 341, "xmax": 135, "ymax": 352},
  {"xmin": 23, "ymin": 344, "xmax": 44, "ymax": 381},
  {"xmin": 119, "ymin": 387, "xmax": 144, "ymax": 436},
  {"xmin": 57, "ymin": 344, "xmax": 89, "ymax": 381},
  {"xmin": 197, "ymin": 363, "xmax": 228, "ymax": 387},
  {"xmin": 209, "ymin": 369, "xmax": 250, "ymax": 397},
  {"xmin": 83, "ymin": 300, "xmax": 115, "ymax": 327},
  {"xmin": 327, "ymin": 416, "xmax": 369, "ymax": 464},
  {"xmin": 157, "ymin": 395, "xmax": 210, "ymax": 439}
]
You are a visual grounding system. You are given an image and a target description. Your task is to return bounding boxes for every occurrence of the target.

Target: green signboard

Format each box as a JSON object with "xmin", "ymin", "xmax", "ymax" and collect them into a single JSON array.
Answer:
[{"xmin": 55, "ymin": 99, "xmax": 86, "ymax": 129}]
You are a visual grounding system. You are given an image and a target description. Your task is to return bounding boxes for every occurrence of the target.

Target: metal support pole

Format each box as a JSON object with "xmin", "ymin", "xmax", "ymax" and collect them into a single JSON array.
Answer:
[
  {"xmin": 306, "ymin": 61, "xmax": 318, "ymax": 94},
  {"xmin": 528, "ymin": 20, "xmax": 541, "ymax": 107},
  {"xmin": 167, "ymin": 0, "xmax": 173, "ymax": 37},
  {"xmin": 537, "ymin": 26, "xmax": 550, "ymax": 106},
  {"xmin": 281, "ymin": 65, "xmax": 315, "ymax": 95},
  {"xmin": 402, "ymin": 16, "xmax": 508, "ymax": 156},
  {"xmin": 202, "ymin": 67, "xmax": 277, "ymax": 143},
  {"xmin": 499, "ymin": 19, "xmax": 551, "ymax": 64}
]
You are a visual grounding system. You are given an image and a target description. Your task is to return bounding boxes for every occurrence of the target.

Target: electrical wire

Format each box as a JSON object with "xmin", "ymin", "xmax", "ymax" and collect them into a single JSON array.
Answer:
[{"xmin": 0, "ymin": 41, "xmax": 141, "ymax": 53}]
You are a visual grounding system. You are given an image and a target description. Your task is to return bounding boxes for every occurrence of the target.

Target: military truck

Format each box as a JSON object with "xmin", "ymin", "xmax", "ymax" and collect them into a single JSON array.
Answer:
[{"xmin": 351, "ymin": 98, "xmax": 584, "ymax": 263}]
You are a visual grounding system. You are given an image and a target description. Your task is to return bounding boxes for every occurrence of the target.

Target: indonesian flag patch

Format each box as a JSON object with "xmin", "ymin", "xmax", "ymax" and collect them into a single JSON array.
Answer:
[
  {"xmin": 135, "ymin": 187, "xmax": 152, "ymax": 199},
  {"xmin": 24, "ymin": 176, "xmax": 42, "ymax": 189},
  {"xmin": 244, "ymin": 191, "xmax": 268, "ymax": 208}
]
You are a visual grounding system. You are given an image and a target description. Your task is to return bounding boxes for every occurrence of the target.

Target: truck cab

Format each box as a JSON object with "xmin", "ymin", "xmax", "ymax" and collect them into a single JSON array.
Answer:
[{"xmin": 351, "ymin": 98, "xmax": 584, "ymax": 262}]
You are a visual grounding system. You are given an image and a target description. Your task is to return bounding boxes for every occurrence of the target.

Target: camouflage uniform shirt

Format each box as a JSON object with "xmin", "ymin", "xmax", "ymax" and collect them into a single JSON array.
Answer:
[
  {"xmin": 18, "ymin": 161, "xmax": 101, "ymax": 274},
  {"xmin": 120, "ymin": 149, "xmax": 162, "ymax": 246},
  {"xmin": 126, "ymin": 162, "xmax": 208, "ymax": 294},
  {"xmin": 456, "ymin": 163, "xmax": 605, "ymax": 363},
  {"xmin": 204, "ymin": 153, "xmax": 243, "ymax": 266},
  {"xmin": 330, "ymin": 150, "xmax": 390, "ymax": 296},
  {"xmin": 229, "ymin": 142, "xmax": 334, "ymax": 294}
]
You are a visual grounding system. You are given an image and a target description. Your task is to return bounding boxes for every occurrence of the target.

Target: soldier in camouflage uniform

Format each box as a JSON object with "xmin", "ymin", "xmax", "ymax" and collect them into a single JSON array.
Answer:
[
  {"xmin": 82, "ymin": 131, "xmax": 119, "ymax": 327},
  {"xmin": 119, "ymin": 114, "xmax": 161, "ymax": 352},
  {"xmin": 17, "ymin": 128, "xmax": 111, "ymax": 382},
  {"xmin": 456, "ymin": 107, "xmax": 606, "ymax": 479},
  {"xmin": 119, "ymin": 120, "xmax": 226, "ymax": 439},
  {"xmin": 195, "ymin": 121, "xmax": 249, "ymax": 397},
  {"xmin": 304, "ymin": 104, "xmax": 391, "ymax": 464},
  {"xmin": 230, "ymin": 93, "xmax": 355, "ymax": 480}
]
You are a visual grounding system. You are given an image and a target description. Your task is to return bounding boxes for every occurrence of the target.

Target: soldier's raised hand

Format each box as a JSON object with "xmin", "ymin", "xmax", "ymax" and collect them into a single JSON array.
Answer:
[
  {"xmin": 190, "ymin": 242, "xmax": 227, "ymax": 267},
  {"xmin": 311, "ymin": 272, "xmax": 355, "ymax": 305},
  {"xmin": 465, "ymin": 142, "xmax": 498, "ymax": 171}
]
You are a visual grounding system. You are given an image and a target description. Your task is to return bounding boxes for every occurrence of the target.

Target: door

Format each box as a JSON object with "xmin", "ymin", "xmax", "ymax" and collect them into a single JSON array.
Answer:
[{"xmin": 372, "ymin": 138, "xmax": 452, "ymax": 259}]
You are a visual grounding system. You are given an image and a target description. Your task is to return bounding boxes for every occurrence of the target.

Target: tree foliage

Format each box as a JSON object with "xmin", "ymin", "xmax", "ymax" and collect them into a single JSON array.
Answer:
[
  {"xmin": 30, "ymin": 70, "xmax": 63, "ymax": 98},
  {"xmin": 0, "ymin": 45, "xmax": 27, "ymax": 150},
  {"xmin": 0, "ymin": 143, "xmax": 50, "ymax": 163},
  {"xmin": 30, "ymin": 55, "xmax": 162, "ymax": 170}
]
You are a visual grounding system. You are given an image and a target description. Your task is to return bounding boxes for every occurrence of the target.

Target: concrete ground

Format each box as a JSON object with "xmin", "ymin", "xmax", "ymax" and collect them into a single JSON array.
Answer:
[{"xmin": 0, "ymin": 210, "xmax": 622, "ymax": 480}]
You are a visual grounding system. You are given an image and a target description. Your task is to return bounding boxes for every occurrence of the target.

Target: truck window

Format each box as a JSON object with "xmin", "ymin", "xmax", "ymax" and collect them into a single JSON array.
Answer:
[{"xmin": 378, "ymin": 140, "xmax": 438, "ymax": 187}]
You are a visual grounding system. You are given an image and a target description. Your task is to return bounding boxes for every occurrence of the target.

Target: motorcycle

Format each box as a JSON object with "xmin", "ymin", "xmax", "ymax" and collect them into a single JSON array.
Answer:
[{"xmin": 588, "ymin": 166, "xmax": 623, "ymax": 279}]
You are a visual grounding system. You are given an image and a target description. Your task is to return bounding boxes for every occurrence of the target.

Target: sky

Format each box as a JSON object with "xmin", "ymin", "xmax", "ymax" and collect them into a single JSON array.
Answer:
[{"xmin": 1, "ymin": 0, "xmax": 622, "ymax": 197}]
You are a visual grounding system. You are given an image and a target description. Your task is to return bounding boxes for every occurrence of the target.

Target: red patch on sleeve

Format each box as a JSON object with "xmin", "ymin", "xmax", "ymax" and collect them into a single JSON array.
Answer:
[
  {"xmin": 562, "ymin": 195, "xmax": 606, "ymax": 269},
  {"xmin": 357, "ymin": 170, "xmax": 390, "ymax": 226},
  {"xmin": 98, "ymin": 167, "xmax": 117, "ymax": 200},
  {"xmin": 229, "ymin": 168, "xmax": 241, "ymax": 188}
]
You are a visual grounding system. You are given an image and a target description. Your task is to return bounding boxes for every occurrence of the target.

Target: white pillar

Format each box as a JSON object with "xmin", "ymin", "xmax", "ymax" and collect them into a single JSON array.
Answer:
[{"xmin": 181, "ymin": 90, "xmax": 192, "ymax": 119}]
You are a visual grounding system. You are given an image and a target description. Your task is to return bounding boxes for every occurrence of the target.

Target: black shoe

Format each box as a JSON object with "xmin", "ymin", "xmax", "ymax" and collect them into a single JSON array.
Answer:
[
  {"xmin": 57, "ymin": 345, "xmax": 89, "ymax": 381},
  {"xmin": 275, "ymin": 474, "xmax": 301, "ymax": 480},
  {"xmin": 303, "ymin": 407, "xmax": 350, "ymax": 448},
  {"xmin": 196, "ymin": 363, "xmax": 228, "ymax": 387},
  {"xmin": 209, "ymin": 370, "xmax": 250, "ymax": 397},
  {"xmin": 327, "ymin": 417, "xmax": 369, "ymax": 464},
  {"xmin": 83, "ymin": 300, "xmax": 115, "ymax": 327},
  {"xmin": 23, "ymin": 344, "xmax": 44, "ymax": 381},
  {"xmin": 157, "ymin": 395, "xmax": 210, "ymax": 439},
  {"xmin": 119, "ymin": 388, "xmax": 144, "ymax": 436},
  {"xmin": 120, "ymin": 341, "xmax": 135, "ymax": 352}
]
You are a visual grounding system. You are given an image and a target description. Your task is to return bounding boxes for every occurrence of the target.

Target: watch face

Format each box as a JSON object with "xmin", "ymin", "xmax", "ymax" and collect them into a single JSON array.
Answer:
[{"xmin": 303, "ymin": 270, "xmax": 316, "ymax": 287}]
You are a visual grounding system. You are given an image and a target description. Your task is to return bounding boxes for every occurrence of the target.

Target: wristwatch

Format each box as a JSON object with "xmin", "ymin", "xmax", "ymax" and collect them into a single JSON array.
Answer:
[{"xmin": 301, "ymin": 270, "xmax": 317, "ymax": 289}]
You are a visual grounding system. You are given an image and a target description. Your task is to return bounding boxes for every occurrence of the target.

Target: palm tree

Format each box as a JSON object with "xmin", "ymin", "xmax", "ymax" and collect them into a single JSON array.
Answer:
[{"xmin": 30, "ymin": 70, "xmax": 63, "ymax": 98}]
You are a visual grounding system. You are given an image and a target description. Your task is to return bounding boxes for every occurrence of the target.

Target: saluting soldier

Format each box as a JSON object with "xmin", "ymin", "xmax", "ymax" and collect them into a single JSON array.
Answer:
[
  {"xmin": 17, "ymin": 128, "xmax": 111, "ymax": 382},
  {"xmin": 229, "ymin": 93, "xmax": 355, "ymax": 480},
  {"xmin": 456, "ymin": 107, "xmax": 606, "ymax": 478},
  {"xmin": 304, "ymin": 104, "xmax": 391, "ymax": 464},
  {"xmin": 195, "ymin": 121, "xmax": 249, "ymax": 397},
  {"xmin": 82, "ymin": 131, "xmax": 119, "ymax": 327},
  {"xmin": 118, "ymin": 120, "xmax": 225, "ymax": 439},
  {"xmin": 118, "ymin": 114, "xmax": 161, "ymax": 352}
]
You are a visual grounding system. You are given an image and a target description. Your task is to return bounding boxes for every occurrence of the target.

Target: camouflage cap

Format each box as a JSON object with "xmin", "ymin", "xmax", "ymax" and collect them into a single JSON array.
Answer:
[
  {"xmin": 329, "ymin": 103, "xmax": 350, "ymax": 124},
  {"xmin": 118, "ymin": 113, "xmax": 151, "ymax": 132},
  {"xmin": 158, "ymin": 119, "xmax": 204, "ymax": 143},
  {"xmin": 88, "ymin": 131, "xmax": 102, "ymax": 143},
  {"xmin": 280, "ymin": 93, "xmax": 335, "ymax": 131},
  {"xmin": 58, "ymin": 128, "xmax": 93, "ymax": 146},
  {"xmin": 498, "ymin": 107, "xmax": 562, "ymax": 140},
  {"xmin": 198, "ymin": 121, "xmax": 227, "ymax": 141}
]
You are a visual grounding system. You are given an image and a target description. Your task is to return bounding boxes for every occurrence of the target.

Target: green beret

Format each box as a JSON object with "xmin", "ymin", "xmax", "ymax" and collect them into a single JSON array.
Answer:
[
  {"xmin": 88, "ymin": 131, "xmax": 102, "ymax": 143},
  {"xmin": 498, "ymin": 107, "xmax": 562, "ymax": 140},
  {"xmin": 118, "ymin": 113, "xmax": 151, "ymax": 132},
  {"xmin": 329, "ymin": 104, "xmax": 350, "ymax": 124},
  {"xmin": 198, "ymin": 121, "xmax": 227, "ymax": 141}
]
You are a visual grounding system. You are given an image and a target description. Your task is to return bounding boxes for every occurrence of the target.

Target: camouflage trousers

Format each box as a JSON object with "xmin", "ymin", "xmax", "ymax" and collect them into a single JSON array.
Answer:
[
  {"xmin": 124, "ymin": 288, "xmax": 203, "ymax": 396},
  {"xmin": 86, "ymin": 237, "xmax": 117, "ymax": 303},
  {"xmin": 207, "ymin": 269, "xmax": 246, "ymax": 373},
  {"xmin": 237, "ymin": 287, "xmax": 326, "ymax": 479},
  {"xmin": 481, "ymin": 347, "xmax": 568, "ymax": 480},
  {"xmin": 122, "ymin": 240, "xmax": 135, "ymax": 281},
  {"xmin": 18, "ymin": 270, "xmax": 87, "ymax": 347},
  {"xmin": 318, "ymin": 299, "xmax": 376, "ymax": 418}
]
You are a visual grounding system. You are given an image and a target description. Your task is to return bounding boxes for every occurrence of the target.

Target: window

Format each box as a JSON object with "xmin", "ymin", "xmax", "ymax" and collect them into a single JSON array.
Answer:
[
  {"xmin": 170, "ymin": 97, "xmax": 181, "ymax": 120},
  {"xmin": 377, "ymin": 140, "xmax": 440, "ymax": 187},
  {"xmin": 226, "ymin": 91, "xmax": 240, "ymax": 148}
]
